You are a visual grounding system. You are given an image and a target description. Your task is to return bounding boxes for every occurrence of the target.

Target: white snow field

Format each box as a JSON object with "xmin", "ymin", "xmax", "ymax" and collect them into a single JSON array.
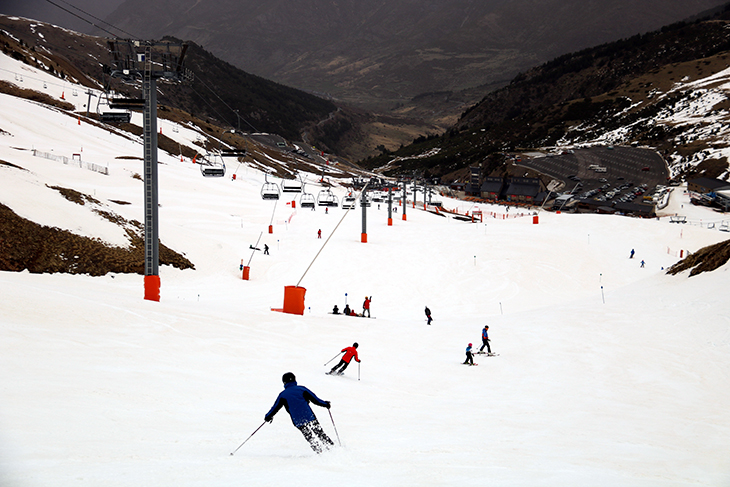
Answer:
[{"xmin": 1, "ymin": 52, "xmax": 730, "ymax": 487}]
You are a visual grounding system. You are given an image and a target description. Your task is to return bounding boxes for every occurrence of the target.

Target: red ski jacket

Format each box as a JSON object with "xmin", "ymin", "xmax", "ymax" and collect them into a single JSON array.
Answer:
[{"xmin": 341, "ymin": 346, "xmax": 360, "ymax": 363}]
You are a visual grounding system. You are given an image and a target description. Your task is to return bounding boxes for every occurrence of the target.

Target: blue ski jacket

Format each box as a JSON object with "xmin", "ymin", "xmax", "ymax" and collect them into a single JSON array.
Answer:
[
  {"xmin": 482, "ymin": 328, "xmax": 489, "ymax": 340},
  {"xmin": 265, "ymin": 381, "xmax": 330, "ymax": 427}
]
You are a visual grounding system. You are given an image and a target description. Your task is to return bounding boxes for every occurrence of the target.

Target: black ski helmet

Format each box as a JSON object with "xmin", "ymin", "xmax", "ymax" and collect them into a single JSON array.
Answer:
[
  {"xmin": 353, "ymin": 342, "xmax": 359, "ymax": 348},
  {"xmin": 282, "ymin": 372, "xmax": 296, "ymax": 384}
]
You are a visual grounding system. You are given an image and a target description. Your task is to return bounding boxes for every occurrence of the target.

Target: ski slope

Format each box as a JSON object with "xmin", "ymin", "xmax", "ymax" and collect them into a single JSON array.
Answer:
[{"xmin": 1, "ymin": 52, "xmax": 730, "ymax": 487}]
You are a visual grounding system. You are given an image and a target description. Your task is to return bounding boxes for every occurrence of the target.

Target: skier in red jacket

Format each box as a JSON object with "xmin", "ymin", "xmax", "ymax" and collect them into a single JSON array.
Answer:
[
  {"xmin": 328, "ymin": 343, "xmax": 360, "ymax": 375},
  {"xmin": 362, "ymin": 296, "xmax": 371, "ymax": 317}
]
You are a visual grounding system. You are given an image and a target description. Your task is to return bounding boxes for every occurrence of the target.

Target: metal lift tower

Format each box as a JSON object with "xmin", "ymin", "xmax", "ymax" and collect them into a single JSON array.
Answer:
[{"xmin": 106, "ymin": 39, "xmax": 188, "ymax": 301}]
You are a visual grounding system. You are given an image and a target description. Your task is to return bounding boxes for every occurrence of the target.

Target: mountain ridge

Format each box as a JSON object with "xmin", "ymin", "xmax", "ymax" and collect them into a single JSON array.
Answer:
[{"xmin": 103, "ymin": 0, "xmax": 727, "ymax": 114}]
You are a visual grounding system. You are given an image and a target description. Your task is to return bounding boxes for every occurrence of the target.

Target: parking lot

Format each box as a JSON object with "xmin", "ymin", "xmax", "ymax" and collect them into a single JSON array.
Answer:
[{"xmin": 516, "ymin": 146, "xmax": 669, "ymax": 204}]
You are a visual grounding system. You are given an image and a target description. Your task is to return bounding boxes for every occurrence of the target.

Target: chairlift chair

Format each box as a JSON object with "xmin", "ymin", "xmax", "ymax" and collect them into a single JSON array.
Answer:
[
  {"xmin": 98, "ymin": 92, "xmax": 132, "ymax": 124},
  {"xmin": 281, "ymin": 179, "xmax": 303, "ymax": 193},
  {"xmin": 342, "ymin": 195, "xmax": 356, "ymax": 209},
  {"xmin": 261, "ymin": 174, "xmax": 281, "ymax": 200},
  {"xmin": 199, "ymin": 152, "xmax": 226, "ymax": 178},
  {"xmin": 317, "ymin": 189, "xmax": 339, "ymax": 207},
  {"xmin": 300, "ymin": 192, "xmax": 316, "ymax": 208}
]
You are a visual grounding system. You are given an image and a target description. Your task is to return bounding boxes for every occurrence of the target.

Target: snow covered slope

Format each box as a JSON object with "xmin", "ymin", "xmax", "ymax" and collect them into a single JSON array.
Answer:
[{"xmin": 1, "ymin": 52, "xmax": 729, "ymax": 487}]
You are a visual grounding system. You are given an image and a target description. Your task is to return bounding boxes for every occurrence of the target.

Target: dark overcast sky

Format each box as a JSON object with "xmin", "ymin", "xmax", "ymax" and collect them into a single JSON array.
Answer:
[{"xmin": 0, "ymin": 0, "xmax": 126, "ymax": 34}]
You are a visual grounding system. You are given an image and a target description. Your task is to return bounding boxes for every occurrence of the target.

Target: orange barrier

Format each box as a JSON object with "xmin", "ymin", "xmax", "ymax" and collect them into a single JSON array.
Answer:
[
  {"xmin": 144, "ymin": 275, "xmax": 160, "ymax": 302},
  {"xmin": 361, "ymin": 233, "xmax": 367, "ymax": 243},
  {"xmin": 533, "ymin": 215, "xmax": 539, "ymax": 224},
  {"xmin": 281, "ymin": 286, "xmax": 306, "ymax": 315},
  {"xmin": 242, "ymin": 266, "xmax": 250, "ymax": 280}
]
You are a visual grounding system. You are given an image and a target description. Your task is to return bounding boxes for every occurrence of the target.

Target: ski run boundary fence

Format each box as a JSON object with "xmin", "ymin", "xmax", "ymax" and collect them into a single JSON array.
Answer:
[{"xmin": 32, "ymin": 150, "xmax": 109, "ymax": 176}]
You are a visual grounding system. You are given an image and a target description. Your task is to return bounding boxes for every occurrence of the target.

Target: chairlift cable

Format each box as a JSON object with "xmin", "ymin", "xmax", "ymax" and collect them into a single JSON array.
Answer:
[
  {"xmin": 41, "ymin": 0, "xmax": 137, "ymax": 38},
  {"xmin": 247, "ymin": 231, "xmax": 263, "ymax": 266},
  {"xmin": 188, "ymin": 85, "xmax": 236, "ymax": 129},
  {"xmin": 296, "ymin": 181, "xmax": 370, "ymax": 287},
  {"xmin": 189, "ymin": 71, "xmax": 259, "ymax": 132},
  {"xmin": 269, "ymin": 199, "xmax": 278, "ymax": 226}
]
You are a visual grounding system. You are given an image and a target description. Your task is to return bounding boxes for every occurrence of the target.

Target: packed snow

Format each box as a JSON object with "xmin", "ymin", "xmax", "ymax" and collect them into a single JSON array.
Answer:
[{"xmin": 1, "ymin": 51, "xmax": 730, "ymax": 487}]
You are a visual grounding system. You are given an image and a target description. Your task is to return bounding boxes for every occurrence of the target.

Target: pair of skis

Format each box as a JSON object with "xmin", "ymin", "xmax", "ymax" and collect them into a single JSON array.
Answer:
[{"xmin": 462, "ymin": 352, "xmax": 499, "ymax": 365}]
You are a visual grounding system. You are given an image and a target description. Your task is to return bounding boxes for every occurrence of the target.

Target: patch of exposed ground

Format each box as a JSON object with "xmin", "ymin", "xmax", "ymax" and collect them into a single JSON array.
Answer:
[{"xmin": 666, "ymin": 238, "xmax": 730, "ymax": 276}]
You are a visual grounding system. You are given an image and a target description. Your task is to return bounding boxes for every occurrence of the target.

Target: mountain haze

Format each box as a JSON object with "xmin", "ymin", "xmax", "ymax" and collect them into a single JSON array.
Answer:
[{"xmin": 103, "ymin": 0, "xmax": 727, "ymax": 113}]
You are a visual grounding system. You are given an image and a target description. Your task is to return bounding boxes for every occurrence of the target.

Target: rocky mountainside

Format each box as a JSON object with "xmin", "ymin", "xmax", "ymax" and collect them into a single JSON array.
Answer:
[
  {"xmin": 103, "ymin": 0, "xmax": 726, "ymax": 115},
  {"xmin": 0, "ymin": 16, "xmax": 337, "ymax": 143},
  {"xmin": 361, "ymin": 6, "xmax": 730, "ymax": 183}
]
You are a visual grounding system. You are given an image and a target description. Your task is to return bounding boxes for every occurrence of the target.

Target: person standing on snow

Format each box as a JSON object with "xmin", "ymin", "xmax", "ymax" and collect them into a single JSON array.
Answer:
[
  {"xmin": 479, "ymin": 325, "xmax": 491, "ymax": 354},
  {"xmin": 263, "ymin": 244, "xmax": 269, "ymax": 255},
  {"xmin": 363, "ymin": 296, "xmax": 371, "ymax": 317},
  {"xmin": 425, "ymin": 306, "xmax": 432, "ymax": 325},
  {"xmin": 318, "ymin": 229, "xmax": 322, "ymax": 239},
  {"xmin": 630, "ymin": 249, "xmax": 635, "ymax": 259},
  {"xmin": 463, "ymin": 343, "xmax": 474, "ymax": 365},
  {"xmin": 264, "ymin": 372, "xmax": 334, "ymax": 453},
  {"xmin": 328, "ymin": 343, "xmax": 360, "ymax": 375}
]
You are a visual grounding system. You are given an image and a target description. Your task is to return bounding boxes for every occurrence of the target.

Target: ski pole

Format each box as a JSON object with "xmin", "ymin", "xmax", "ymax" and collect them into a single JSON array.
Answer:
[
  {"xmin": 324, "ymin": 352, "xmax": 342, "ymax": 366},
  {"xmin": 328, "ymin": 409, "xmax": 341, "ymax": 447},
  {"xmin": 230, "ymin": 421, "xmax": 266, "ymax": 456},
  {"xmin": 358, "ymin": 361, "xmax": 360, "ymax": 381}
]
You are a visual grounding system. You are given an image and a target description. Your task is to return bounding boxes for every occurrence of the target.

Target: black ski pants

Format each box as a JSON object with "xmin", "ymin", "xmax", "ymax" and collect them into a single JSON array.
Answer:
[
  {"xmin": 479, "ymin": 338, "xmax": 491, "ymax": 353},
  {"xmin": 297, "ymin": 419, "xmax": 334, "ymax": 453},
  {"xmin": 330, "ymin": 359, "xmax": 350, "ymax": 374},
  {"xmin": 464, "ymin": 351, "xmax": 474, "ymax": 365}
]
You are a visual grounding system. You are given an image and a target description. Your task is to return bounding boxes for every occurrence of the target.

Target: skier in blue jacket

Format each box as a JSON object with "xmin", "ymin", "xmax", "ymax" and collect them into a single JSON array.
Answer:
[
  {"xmin": 464, "ymin": 343, "xmax": 474, "ymax": 365},
  {"xmin": 264, "ymin": 372, "xmax": 334, "ymax": 453},
  {"xmin": 479, "ymin": 325, "xmax": 491, "ymax": 354}
]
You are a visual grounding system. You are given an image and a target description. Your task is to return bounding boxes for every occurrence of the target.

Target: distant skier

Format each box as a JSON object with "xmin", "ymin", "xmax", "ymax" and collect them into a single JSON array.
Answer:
[
  {"xmin": 463, "ymin": 343, "xmax": 474, "ymax": 365},
  {"xmin": 264, "ymin": 372, "xmax": 333, "ymax": 453},
  {"xmin": 263, "ymin": 244, "xmax": 269, "ymax": 255},
  {"xmin": 425, "ymin": 306, "xmax": 432, "ymax": 325},
  {"xmin": 328, "ymin": 343, "xmax": 360, "ymax": 375},
  {"xmin": 318, "ymin": 229, "xmax": 322, "ymax": 239},
  {"xmin": 332, "ymin": 305, "xmax": 339, "ymax": 315},
  {"xmin": 363, "ymin": 296, "xmax": 371, "ymax": 318},
  {"xmin": 343, "ymin": 304, "xmax": 351, "ymax": 316},
  {"xmin": 630, "ymin": 249, "xmax": 635, "ymax": 259},
  {"xmin": 479, "ymin": 325, "xmax": 491, "ymax": 354},
  {"xmin": 640, "ymin": 259, "xmax": 645, "ymax": 268}
]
